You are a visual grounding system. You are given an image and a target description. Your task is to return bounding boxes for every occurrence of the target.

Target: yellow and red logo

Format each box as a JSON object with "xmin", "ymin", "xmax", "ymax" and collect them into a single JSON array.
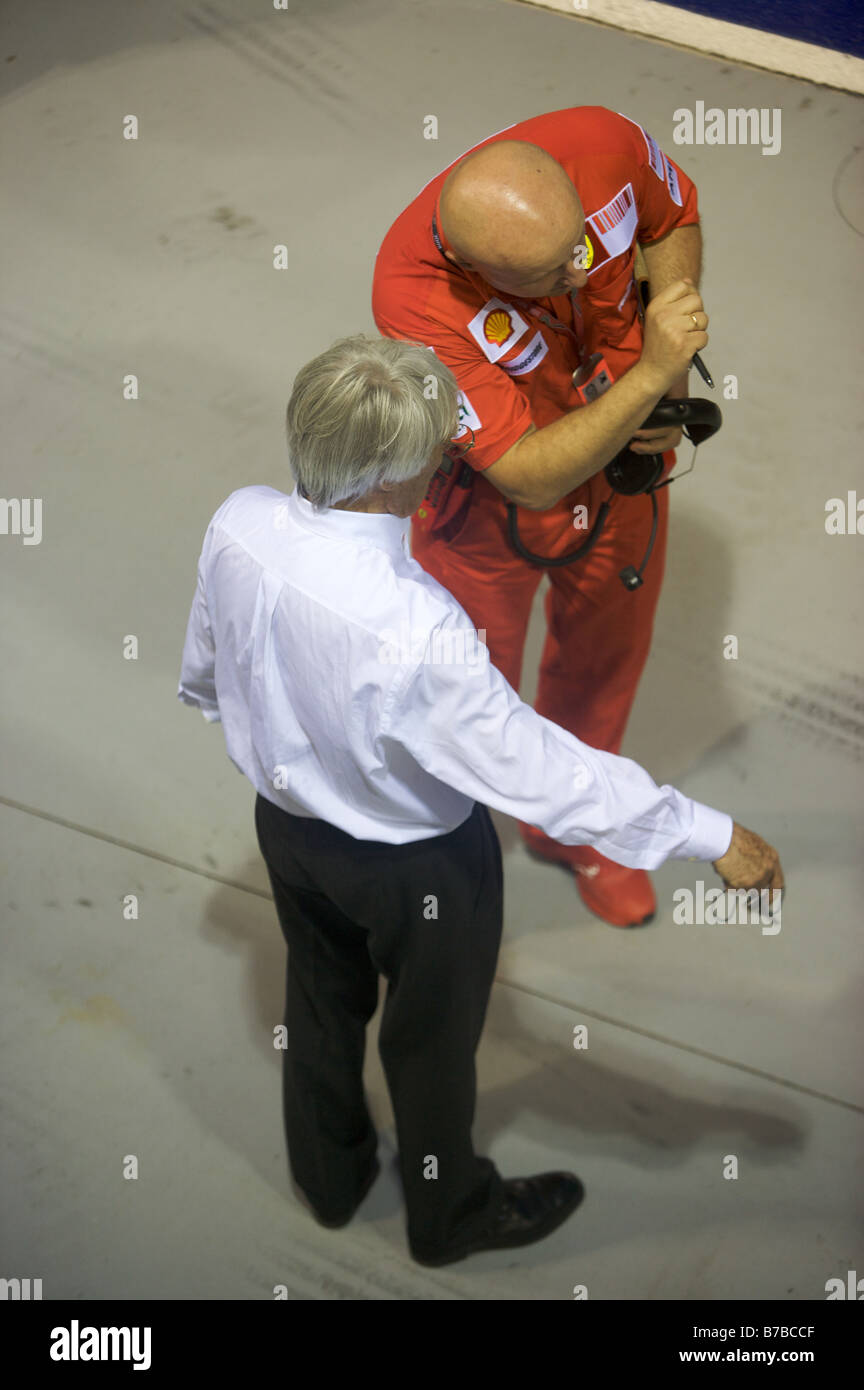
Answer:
[
  {"xmin": 483, "ymin": 309, "xmax": 513, "ymax": 345},
  {"xmin": 583, "ymin": 233, "xmax": 594, "ymax": 270}
]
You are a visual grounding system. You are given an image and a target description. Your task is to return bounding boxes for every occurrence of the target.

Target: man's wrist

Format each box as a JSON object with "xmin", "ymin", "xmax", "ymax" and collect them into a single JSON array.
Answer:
[
  {"xmin": 630, "ymin": 359, "xmax": 670, "ymax": 403},
  {"xmin": 678, "ymin": 803, "xmax": 735, "ymax": 864}
]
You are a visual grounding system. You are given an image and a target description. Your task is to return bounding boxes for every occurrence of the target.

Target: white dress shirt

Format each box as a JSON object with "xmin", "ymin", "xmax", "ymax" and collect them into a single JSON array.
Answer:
[{"xmin": 177, "ymin": 485, "xmax": 733, "ymax": 870}]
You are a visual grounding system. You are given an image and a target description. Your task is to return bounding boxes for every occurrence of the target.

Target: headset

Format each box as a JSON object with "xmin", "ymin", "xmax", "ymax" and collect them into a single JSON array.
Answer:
[
  {"xmin": 506, "ymin": 392, "xmax": 722, "ymax": 589},
  {"xmin": 505, "ymin": 271, "xmax": 723, "ymax": 589}
]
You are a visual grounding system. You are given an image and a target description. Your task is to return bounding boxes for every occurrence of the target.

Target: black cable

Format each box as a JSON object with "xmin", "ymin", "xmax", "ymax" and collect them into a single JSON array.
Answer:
[{"xmin": 506, "ymin": 495, "xmax": 614, "ymax": 569}]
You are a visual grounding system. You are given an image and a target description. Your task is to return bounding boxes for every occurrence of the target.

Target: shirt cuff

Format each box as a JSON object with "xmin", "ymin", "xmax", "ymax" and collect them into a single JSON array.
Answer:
[
  {"xmin": 676, "ymin": 802, "xmax": 734, "ymax": 863},
  {"xmin": 178, "ymin": 687, "xmax": 221, "ymax": 723}
]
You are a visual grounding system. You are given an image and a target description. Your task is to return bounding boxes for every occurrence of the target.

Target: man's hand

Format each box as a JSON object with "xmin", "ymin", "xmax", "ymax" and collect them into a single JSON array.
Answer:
[
  {"xmin": 633, "ymin": 279, "xmax": 707, "ymax": 426},
  {"xmin": 628, "ymin": 421, "xmax": 683, "ymax": 455},
  {"xmin": 629, "ymin": 291, "xmax": 698, "ymax": 454},
  {"xmin": 713, "ymin": 822, "xmax": 785, "ymax": 895}
]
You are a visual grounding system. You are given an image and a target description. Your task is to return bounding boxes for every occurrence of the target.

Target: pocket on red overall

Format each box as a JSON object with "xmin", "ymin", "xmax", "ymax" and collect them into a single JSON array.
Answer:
[{"xmin": 414, "ymin": 453, "xmax": 475, "ymax": 544}]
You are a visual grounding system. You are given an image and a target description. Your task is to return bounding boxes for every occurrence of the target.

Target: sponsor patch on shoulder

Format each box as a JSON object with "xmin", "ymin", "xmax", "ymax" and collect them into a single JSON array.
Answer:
[
  {"xmin": 645, "ymin": 132, "xmax": 665, "ymax": 182},
  {"xmin": 502, "ymin": 330, "xmax": 549, "ymax": 377},
  {"xmin": 617, "ymin": 112, "xmax": 665, "ymax": 183},
  {"xmin": 587, "ymin": 182, "xmax": 638, "ymax": 263},
  {"xmin": 467, "ymin": 298, "xmax": 530, "ymax": 363},
  {"xmin": 452, "ymin": 389, "xmax": 481, "ymax": 440},
  {"xmin": 663, "ymin": 154, "xmax": 683, "ymax": 206}
]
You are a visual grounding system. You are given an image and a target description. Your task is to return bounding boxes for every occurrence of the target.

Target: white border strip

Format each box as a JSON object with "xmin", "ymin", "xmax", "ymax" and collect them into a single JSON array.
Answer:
[{"xmin": 514, "ymin": 0, "xmax": 864, "ymax": 94}]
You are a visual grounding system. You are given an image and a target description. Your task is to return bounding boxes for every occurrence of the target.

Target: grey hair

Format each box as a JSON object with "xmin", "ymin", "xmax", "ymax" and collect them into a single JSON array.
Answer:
[{"xmin": 285, "ymin": 334, "xmax": 461, "ymax": 509}]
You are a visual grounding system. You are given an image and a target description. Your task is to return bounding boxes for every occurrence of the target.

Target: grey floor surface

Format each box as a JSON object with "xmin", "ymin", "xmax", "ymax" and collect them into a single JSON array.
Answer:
[{"xmin": 1, "ymin": 0, "xmax": 862, "ymax": 1300}]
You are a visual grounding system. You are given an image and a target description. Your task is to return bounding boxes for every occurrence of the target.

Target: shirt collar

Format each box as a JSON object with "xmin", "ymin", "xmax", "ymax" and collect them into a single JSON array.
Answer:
[
  {"xmin": 431, "ymin": 190, "xmax": 453, "ymax": 262},
  {"xmin": 287, "ymin": 484, "xmax": 411, "ymax": 558}
]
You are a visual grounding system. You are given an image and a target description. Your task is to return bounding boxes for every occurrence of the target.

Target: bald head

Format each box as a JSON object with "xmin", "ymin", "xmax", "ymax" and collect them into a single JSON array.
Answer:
[{"xmin": 439, "ymin": 141, "xmax": 585, "ymax": 292}]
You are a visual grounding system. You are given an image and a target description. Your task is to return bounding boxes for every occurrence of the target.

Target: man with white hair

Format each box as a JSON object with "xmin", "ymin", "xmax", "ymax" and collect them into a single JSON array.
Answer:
[{"xmin": 178, "ymin": 335, "xmax": 783, "ymax": 1268}]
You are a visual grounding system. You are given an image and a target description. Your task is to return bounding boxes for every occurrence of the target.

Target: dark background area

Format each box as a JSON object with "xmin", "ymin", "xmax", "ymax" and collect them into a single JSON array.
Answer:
[{"xmin": 665, "ymin": 0, "xmax": 864, "ymax": 60}]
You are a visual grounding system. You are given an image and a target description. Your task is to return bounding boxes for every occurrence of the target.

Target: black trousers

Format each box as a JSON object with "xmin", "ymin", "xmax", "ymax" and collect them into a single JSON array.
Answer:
[{"xmin": 254, "ymin": 791, "xmax": 506, "ymax": 1258}]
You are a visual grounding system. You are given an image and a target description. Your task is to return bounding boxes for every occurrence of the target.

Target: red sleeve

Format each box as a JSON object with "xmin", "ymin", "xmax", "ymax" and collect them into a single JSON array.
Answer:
[
  {"xmin": 613, "ymin": 110, "xmax": 700, "ymax": 243},
  {"xmin": 372, "ymin": 304, "xmax": 534, "ymax": 474}
]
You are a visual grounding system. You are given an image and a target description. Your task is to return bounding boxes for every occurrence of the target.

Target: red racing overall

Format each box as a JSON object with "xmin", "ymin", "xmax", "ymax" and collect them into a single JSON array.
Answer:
[{"xmin": 372, "ymin": 106, "xmax": 699, "ymax": 913}]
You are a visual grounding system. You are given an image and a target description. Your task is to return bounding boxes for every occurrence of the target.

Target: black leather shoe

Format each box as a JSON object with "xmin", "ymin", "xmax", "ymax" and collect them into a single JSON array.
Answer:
[{"xmin": 409, "ymin": 1172, "xmax": 585, "ymax": 1267}]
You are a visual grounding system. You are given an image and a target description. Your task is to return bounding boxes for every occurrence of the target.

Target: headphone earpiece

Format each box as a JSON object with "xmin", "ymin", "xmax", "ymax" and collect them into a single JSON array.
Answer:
[
  {"xmin": 604, "ymin": 451, "xmax": 665, "ymax": 495},
  {"xmin": 604, "ymin": 398, "xmax": 722, "ymax": 495}
]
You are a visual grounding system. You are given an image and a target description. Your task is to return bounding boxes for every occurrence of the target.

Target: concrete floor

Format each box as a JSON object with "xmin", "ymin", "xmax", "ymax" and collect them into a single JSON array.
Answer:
[{"xmin": 1, "ymin": 0, "xmax": 862, "ymax": 1300}]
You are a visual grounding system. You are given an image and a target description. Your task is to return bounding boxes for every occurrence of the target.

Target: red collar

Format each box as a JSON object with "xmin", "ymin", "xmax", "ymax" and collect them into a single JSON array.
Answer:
[{"xmin": 431, "ymin": 189, "xmax": 453, "ymax": 261}]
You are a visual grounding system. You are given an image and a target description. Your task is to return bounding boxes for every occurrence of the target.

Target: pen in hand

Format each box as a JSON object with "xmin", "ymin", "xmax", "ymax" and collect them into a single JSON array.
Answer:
[
  {"xmin": 637, "ymin": 273, "xmax": 714, "ymax": 389},
  {"xmin": 691, "ymin": 351, "xmax": 714, "ymax": 389}
]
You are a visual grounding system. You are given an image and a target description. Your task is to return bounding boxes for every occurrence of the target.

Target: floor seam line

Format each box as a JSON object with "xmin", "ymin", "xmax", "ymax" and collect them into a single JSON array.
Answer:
[
  {"xmin": 493, "ymin": 977, "xmax": 863, "ymax": 1113},
  {"xmin": 4, "ymin": 794, "xmax": 859, "ymax": 1113}
]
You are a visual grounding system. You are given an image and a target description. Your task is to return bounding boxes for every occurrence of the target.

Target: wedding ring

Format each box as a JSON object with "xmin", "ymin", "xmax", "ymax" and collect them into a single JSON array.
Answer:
[{"xmin": 690, "ymin": 313, "xmax": 699, "ymax": 328}]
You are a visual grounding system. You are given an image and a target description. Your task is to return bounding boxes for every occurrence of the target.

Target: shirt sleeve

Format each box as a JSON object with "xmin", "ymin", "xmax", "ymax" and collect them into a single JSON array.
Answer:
[
  {"xmin": 427, "ymin": 329, "xmax": 535, "ymax": 472},
  {"xmin": 177, "ymin": 559, "xmax": 222, "ymax": 723},
  {"xmin": 370, "ymin": 307, "xmax": 535, "ymax": 475},
  {"xmin": 614, "ymin": 111, "xmax": 699, "ymax": 244},
  {"xmin": 382, "ymin": 611, "xmax": 733, "ymax": 870}
]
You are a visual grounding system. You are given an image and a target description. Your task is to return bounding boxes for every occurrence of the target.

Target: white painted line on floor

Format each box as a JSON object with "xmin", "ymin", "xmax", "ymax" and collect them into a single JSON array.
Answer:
[{"xmin": 510, "ymin": 0, "xmax": 864, "ymax": 94}]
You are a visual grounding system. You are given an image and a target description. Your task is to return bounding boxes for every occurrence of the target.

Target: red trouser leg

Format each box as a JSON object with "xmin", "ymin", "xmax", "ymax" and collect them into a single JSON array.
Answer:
[
  {"xmin": 410, "ymin": 473, "xmax": 546, "ymax": 694},
  {"xmin": 523, "ymin": 473, "xmax": 670, "ymax": 862},
  {"xmin": 536, "ymin": 470, "xmax": 670, "ymax": 752},
  {"xmin": 409, "ymin": 464, "xmax": 670, "ymax": 861}
]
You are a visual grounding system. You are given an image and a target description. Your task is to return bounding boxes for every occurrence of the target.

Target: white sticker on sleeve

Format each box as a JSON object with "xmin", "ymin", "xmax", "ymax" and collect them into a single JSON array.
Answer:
[
  {"xmin": 663, "ymin": 154, "xmax": 683, "ymax": 207},
  {"xmin": 452, "ymin": 389, "xmax": 481, "ymax": 440},
  {"xmin": 617, "ymin": 112, "xmax": 666, "ymax": 183},
  {"xmin": 589, "ymin": 182, "xmax": 638, "ymax": 260},
  {"xmin": 645, "ymin": 133, "xmax": 666, "ymax": 182},
  {"xmin": 617, "ymin": 112, "xmax": 666, "ymax": 184},
  {"xmin": 502, "ymin": 330, "xmax": 549, "ymax": 377}
]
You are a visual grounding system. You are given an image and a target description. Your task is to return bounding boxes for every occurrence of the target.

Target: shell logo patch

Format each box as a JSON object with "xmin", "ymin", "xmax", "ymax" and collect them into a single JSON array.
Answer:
[
  {"xmin": 483, "ymin": 309, "xmax": 513, "ymax": 345},
  {"xmin": 583, "ymin": 234, "xmax": 594, "ymax": 270},
  {"xmin": 468, "ymin": 297, "xmax": 530, "ymax": 363}
]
